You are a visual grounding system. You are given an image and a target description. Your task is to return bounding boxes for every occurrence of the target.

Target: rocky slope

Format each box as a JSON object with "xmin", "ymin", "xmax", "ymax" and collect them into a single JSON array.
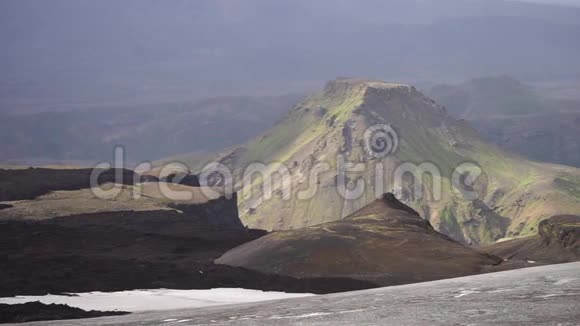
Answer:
[
  {"xmin": 481, "ymin": 215, "xmax": 580, "ymax": 263},
  {"xmin": 216, "ymin": 194, "xmax": 501, "ymax": 286},
  {"xmin": 209, "ymin": 78, "xmax": 580, "ymax": 244}
]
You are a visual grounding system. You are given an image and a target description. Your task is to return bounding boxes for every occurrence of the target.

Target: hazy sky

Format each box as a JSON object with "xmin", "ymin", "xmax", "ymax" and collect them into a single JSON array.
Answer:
[
  {"xmin": 1, "ymin": 0, "xmax": 579, "ymax": 115},
  {"xmin": 519, "ymin": 0, "xmax": 580, "ymax": 5}
]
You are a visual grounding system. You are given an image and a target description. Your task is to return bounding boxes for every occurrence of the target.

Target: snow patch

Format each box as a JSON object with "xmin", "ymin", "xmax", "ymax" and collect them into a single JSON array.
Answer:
[
  {"xmin": 269, "ymin": 312, "xmax": 333, "ymax": 319},
  {"xmin": 0, "ymin": 289, "xmax": 314, "ymax": 312},
  {"xmin": 454, "ymin": 289, "xmax": 481, "ymax": 298}
]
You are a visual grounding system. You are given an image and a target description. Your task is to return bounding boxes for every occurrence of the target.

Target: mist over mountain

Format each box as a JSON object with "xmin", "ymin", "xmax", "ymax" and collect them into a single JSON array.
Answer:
[
  {"xmin": 0, "ymin": 95, "xmax": 301, "ymax": 164},
  {"xmin": 1, "ymin": 0, "xmax": 580, "ymax": 114},
  {"xmin": 427, "ymin": 76, "xmax": 580, "ymax": 167}
]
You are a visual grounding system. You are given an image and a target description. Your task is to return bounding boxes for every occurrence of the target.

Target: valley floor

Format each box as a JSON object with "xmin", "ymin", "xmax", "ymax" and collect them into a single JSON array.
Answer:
[{"xmin": 18, "ymin": 262, "xmax": 580, "ymax": 326}]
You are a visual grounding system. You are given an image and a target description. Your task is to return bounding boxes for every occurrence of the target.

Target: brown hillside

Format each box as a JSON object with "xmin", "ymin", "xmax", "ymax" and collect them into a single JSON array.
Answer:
[{"xmin": 216, "ymin": 193, "xmax": 502, "ymax": 286}]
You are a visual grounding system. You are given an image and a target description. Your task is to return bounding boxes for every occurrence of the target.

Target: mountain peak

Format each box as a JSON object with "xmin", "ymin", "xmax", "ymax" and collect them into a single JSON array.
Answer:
[
  {"xmin": 380, "ymin": 193, "xmax": 420, "ymax": 216},
  {"xmin": 310, "ymin": 77, "xmax": 431, "ymax": 123},
  {"xmin": 345, "ymin": 193, "xmax": 422, "ymax": 221},
  {"xmin": 215, "ymin": 78, "xmax": 580, "ymax": 245},
  {"xmin": 322, "ymin": 78, "xmax": 415, "ymax": 98},
  {"xmin": 329, "ymin": 77, "xmax": 410, "ymax": 89}
]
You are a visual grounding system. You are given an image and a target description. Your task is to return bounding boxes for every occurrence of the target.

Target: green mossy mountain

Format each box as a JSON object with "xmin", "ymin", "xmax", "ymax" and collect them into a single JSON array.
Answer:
[{"xmin": 213, "ymin": 78, "xmax": 580, "ymax": 245}]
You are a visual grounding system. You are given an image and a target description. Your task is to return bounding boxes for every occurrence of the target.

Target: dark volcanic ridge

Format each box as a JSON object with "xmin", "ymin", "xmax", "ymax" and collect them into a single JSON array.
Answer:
[
  {"xmin": 0, "ymin": 302, "xmax": 129, "ymax": 324},
  {"xmin": 0, "ymin": 202, "xmax": 375, "ymax": 297},
  {"xmin": 216, "ymin": 194, "xmax": 503, "ymax": 286},
  {"xmin": 0, "ymin": 204, "xmax": 12, "ymax": 210},
  {"xmin": 161, "ymin": 173, "xmax": 201, "ymax": 187},
  {"xmin": 0, "ymin": 167, "xmax": 376, "ymax": 297},
  {"xmin": 0, "ymin": 168, "xmax": 202, "ymax": 203},
  {"xmin": 481, "ymin": 215, "xmax": 580, "ymax": 264},
  {"xmin": 0, "ymin": 168, "xmax": 137, "ymax": 202}
]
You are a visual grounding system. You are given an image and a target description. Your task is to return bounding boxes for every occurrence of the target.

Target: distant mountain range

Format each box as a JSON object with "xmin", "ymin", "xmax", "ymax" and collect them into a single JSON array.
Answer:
[
  {"xmin": 3, "ymin": 76, "xmax": 579, "ymax": 170},
  {"xmin": 0, "ymin": 95, "xmax": 300, "ymax": 163},
  {"xmin": 426, "ymin": 76, "xmax": 580, "ymax": 167}
]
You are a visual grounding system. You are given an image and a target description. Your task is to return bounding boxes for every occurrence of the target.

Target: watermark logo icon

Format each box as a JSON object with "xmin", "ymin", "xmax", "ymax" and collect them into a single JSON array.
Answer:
[{"xmin": 363, "ymin": 124, "xmax": 399, "ymax": 158}]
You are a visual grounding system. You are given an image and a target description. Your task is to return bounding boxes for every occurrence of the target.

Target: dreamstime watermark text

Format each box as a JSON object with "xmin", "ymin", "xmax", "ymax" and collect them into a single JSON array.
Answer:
[{"xmin": 89, "ymin": 124, "xmax": 486, "ymax": 204}]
